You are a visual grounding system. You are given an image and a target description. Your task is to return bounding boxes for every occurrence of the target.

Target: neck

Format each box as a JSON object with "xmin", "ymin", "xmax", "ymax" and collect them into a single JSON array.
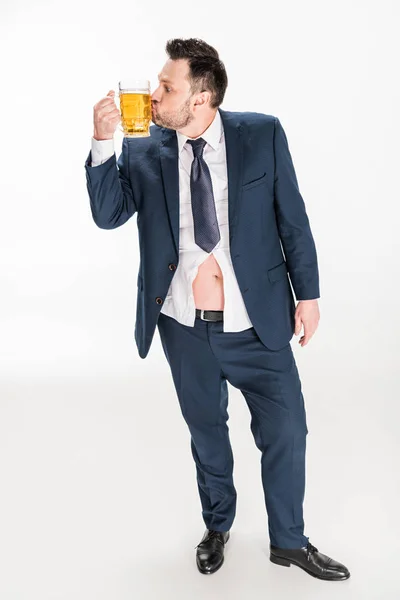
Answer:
[{"xmin": 178, "ymin": 109, "xmax": 218, "ymax": 139}]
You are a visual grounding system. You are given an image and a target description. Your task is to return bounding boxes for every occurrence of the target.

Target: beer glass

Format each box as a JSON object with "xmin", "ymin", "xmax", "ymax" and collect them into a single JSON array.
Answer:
[{"xmin": 117, "ymin": 79, "xmax": 151, "ymax": 138}]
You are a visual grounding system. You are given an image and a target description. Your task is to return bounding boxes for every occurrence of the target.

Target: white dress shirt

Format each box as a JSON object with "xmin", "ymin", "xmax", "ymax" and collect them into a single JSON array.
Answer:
[{"xmin": 90, "ymin": 110, "xmax": 253, "ymax": 332}]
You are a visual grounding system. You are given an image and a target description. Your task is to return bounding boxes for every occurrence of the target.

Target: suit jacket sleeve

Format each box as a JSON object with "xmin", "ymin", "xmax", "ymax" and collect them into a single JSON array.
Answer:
[
  {"xmin": 273, "ymin": 117, "xmax": 320, "ymax": 300},
  {"xmin": 84, "ymin": 137, "xmax": 137, "ymax": 229}
]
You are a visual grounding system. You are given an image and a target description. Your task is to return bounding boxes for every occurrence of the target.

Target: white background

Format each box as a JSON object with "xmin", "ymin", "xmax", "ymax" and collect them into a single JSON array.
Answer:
[{"xmin": 1, "ymin": 0, "xmax": 399, "ymax": 598}]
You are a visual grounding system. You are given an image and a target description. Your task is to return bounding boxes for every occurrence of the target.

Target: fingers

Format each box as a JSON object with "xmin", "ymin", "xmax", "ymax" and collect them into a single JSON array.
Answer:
[
  {"xmin": 299, "ymin": 333, "xmax": 311, "ymax": 346},
  {"xmin": 299, "ymin": 323, "xmax": 317, "ymax": 346},
  {"xmin": 95, "ymin": 101, "xmax": 120, "ymax": 128},
  {"xmin": 95, "ymin": 90, "xmax": 118, "ymax": 113},
  {"xmin": 92, "ymin": 90, "xmax": 121, "ymax": 139},
  {"xmin": 294, "ymin": 313, "xmax": 302, "ymax": 336},
  {"xmin": 295, "ymin": 303, "xmax": 320, "ymax": 347},
  {"xmin": 99, "ymin": 103, "xmax": 119, "ymax": 118}
]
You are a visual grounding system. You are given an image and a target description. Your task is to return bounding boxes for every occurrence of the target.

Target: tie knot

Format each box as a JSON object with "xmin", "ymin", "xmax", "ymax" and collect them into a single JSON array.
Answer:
[{"xmin": 186, "ymin": 137, "xmax": 207, "ymax": 158}]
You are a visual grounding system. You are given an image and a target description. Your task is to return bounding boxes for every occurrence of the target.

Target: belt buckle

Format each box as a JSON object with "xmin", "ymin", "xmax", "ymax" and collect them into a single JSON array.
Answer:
[{"xmin": 200, "ymin": 309, "xmax": 213, "ymax": 322}]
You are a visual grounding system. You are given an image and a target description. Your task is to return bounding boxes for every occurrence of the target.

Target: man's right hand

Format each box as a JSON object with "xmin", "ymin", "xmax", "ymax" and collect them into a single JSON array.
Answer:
[{"xmin": 93, "ymin": 90, "xmax": 120, "ymax": 141}]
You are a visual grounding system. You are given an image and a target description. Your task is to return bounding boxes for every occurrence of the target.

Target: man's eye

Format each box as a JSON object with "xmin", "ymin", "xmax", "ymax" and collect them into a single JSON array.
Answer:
[{"xmin": 164, "ymin": 86, "xmax": 171, "ymax": 92}]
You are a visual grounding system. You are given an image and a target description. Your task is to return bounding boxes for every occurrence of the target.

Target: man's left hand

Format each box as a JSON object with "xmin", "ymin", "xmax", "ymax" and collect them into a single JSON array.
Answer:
[{"xmin": 294, "ymin": 299, "xmax": 320, "ymax": 347}]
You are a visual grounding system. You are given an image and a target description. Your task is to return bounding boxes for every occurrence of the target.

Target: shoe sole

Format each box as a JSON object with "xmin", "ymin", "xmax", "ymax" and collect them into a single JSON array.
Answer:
[
  {"xmin": 196, "ymin": 532, "xmax": 230, "ymax": 575},
  {"xmin": 270, "ymin": 554, "xmax": 350, "ymax": 581}
]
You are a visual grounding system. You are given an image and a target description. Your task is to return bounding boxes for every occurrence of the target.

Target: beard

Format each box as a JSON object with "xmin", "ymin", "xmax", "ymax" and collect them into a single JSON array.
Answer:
[{"xmin": 152, "ymin": 96, "xmax": 194, "ymax": 130}]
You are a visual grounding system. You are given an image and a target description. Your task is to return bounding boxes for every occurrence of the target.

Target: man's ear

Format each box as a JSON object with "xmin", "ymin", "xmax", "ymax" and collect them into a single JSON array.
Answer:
[{"xmin": 194, "ymin": 91, "xmax": 211, "ymax": 106}]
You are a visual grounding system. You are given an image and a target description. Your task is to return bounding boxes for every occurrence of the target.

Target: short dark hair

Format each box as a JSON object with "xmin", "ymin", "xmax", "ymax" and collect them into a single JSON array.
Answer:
[{"xmin": 165, "ymin": 38, "xmax": 228, "ymax": 109}]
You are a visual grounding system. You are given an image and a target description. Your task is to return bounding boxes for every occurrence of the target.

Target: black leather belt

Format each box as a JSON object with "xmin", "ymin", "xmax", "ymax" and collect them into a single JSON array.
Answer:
[{"xmin": 195, "ymin": 308, "xmax": 224, "ymax": 322}]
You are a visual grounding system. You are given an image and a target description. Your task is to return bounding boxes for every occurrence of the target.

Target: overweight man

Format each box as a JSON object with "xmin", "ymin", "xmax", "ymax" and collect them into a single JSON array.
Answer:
[{"xmin": 84, "ymin": 37, "xmax": 350, "ymax": 581}]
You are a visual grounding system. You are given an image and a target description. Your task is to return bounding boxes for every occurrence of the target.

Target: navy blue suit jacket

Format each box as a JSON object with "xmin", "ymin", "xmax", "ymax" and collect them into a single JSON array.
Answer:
[{"xmin": 84, "ymin": 108, "xmax": 320, "ymax": 358}]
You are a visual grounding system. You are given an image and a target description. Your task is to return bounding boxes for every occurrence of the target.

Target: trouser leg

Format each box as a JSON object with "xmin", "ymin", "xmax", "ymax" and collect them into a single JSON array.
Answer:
[
  {"xmin": 157, "ymin": 313, "xmax": 237, "ymax": 531},
  {"xmin": 208, "ymin": 323, "xmax": 309, "ymax": 548}
]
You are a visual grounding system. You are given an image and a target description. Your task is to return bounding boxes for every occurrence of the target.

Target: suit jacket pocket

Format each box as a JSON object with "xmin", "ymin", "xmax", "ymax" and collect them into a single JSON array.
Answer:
[
  {"xmin": 267, "ymin": 261, "xmax": 288, "ymax": 283},
  {"xmin": 242, "ymin": 172, "xmax": 267, "ymax": 191}
]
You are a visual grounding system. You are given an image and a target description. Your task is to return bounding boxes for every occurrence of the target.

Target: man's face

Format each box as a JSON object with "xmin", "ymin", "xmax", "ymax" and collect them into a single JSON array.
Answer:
[{"xmin": 151, "ymin": 59, "xmax": 196, "ymax": 130}]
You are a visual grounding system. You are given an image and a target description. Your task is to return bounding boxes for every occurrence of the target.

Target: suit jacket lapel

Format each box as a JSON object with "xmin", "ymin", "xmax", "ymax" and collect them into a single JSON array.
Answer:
[
  {"xmin": 159, "ymin": 108, "xmax": 243, "ymax": 256},
  {"xmin": 219, "ymin": 108, "xmax": 244, "ymax": 246},
  {"xmin": 159, "ymin": 128, "xmax": 180, "ymax": 255}
]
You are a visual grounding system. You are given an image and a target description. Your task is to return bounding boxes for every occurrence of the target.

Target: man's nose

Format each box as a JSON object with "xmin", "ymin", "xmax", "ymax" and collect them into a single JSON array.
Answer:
[{"xmin": 151, "ymin": 87, "xmax": 161, "ymax": 103}]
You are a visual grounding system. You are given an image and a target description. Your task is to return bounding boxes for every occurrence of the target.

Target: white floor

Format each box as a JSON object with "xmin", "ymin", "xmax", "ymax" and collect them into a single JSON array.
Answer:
[{"xmin": 0, "ymin": 366, "xmax": 399, "ymax": 600}]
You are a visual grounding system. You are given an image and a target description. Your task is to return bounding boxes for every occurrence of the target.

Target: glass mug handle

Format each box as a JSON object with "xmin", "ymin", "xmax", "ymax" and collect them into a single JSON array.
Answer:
[{"xmin": 114, "ymin": 91, "xmax": 124, "ymax": 134}]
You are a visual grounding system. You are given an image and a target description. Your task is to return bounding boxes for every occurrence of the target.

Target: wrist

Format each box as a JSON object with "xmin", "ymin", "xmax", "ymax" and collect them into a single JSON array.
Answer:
[{"xmin": 93, "ymin": 133, "xmax": 113, "ymax": 141}]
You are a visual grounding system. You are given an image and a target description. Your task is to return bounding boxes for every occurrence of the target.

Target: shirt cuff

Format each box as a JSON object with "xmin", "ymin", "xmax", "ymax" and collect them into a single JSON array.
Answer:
[{"xmin": 91, "ymin": 137, "xmax": 115, "ymax": 166}]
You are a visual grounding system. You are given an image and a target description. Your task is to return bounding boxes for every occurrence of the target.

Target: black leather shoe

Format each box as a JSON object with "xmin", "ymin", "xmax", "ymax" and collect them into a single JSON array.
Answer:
[
  {"xmin": 270, "ymin": 541, "xmax": 350, "ymax": 581},
  {"xmin": 195, "ymin": 529, "xmax": 230, "ymax": 575}
]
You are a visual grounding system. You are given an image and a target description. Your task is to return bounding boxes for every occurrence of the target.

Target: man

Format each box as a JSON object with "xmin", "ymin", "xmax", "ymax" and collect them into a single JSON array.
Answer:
[{"xmin": 84, "ymin": 38, "xmax": 350, "ymax": 581}]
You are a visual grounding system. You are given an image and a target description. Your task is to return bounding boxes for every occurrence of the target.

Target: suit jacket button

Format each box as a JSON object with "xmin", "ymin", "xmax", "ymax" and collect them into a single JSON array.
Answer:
[
  {"xmin": 168, "ymin": 263, "xmax": 176, "ymax": 271},
  {"xmin": 155, "ymin": 297, "xmax": 163, "ymax": 304}
]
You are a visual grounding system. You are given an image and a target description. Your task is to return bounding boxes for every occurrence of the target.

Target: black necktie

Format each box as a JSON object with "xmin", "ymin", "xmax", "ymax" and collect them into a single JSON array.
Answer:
[{"xmin": 186, "ymin": 137, "xmax": 220, "ymax": 252}]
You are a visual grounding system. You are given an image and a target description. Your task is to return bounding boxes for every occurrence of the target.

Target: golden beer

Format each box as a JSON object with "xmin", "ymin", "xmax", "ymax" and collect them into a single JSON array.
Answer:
[{"xmin": 118, "ymin": 79, "xmax": 151, "ymax": 138}]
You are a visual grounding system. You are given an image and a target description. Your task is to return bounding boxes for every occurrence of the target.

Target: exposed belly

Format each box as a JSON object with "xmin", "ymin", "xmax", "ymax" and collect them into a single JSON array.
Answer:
[{"xmin": 192, "ymin": 253, "xmax": 224, "ymax": 310}]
